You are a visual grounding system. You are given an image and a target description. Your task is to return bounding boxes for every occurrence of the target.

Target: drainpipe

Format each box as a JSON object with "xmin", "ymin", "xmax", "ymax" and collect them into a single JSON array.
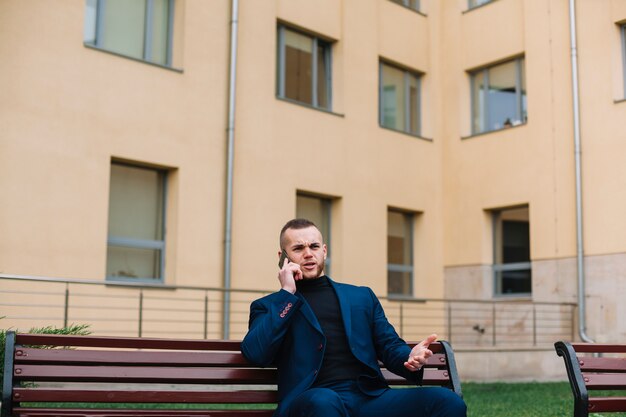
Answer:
[
  {"xmin": 223, "ymin": 0, "xmax": 239, "ymax": 340},
  {"xmin": 568, "ymin": 0, "xmax": 594, "ymax": 343}
]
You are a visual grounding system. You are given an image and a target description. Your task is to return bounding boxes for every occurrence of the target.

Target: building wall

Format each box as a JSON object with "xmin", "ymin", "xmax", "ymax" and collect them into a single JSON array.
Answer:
[
  {"xmin": 230, "ymin": 0, "xmax": 443, "ymax": 298},
  {"xmin": 442, "ymin": 0, "xmax": 626, "ymax": 344},
  {"xmin": 0, "ymin": 0, "xmax": 231, "ymax": 287},
  {"xmin": 1, "ymin": 0, "xmax": 626, "ymax": 376},
  {"xmin": 0, "ymin": 0, "xmax": 442, "ymax": 328}
]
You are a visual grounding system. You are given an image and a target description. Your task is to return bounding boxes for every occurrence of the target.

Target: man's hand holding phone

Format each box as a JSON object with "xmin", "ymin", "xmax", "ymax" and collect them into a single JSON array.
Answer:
[{"xmin": 278, "ymin": 249, "xmax": 301, "ymax": 294}]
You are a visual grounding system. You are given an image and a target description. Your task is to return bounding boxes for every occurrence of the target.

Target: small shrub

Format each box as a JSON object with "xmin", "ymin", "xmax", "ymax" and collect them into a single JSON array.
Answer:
[{"xmin": 0, "ymin": 321, "xmax": 90, "ymax": 391}]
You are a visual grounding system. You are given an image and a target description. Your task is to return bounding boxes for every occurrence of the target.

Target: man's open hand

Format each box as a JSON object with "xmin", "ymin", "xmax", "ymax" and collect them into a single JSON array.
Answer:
[{"xmin": 404, "ymin": 333, "xmax": 437, "ymax": 372}]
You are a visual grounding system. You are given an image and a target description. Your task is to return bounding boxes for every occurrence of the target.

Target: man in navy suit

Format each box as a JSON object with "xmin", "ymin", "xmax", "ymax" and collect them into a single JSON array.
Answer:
[{"xmin": 241, "ymin": 219, "xmax": 466, "ymax": 417}]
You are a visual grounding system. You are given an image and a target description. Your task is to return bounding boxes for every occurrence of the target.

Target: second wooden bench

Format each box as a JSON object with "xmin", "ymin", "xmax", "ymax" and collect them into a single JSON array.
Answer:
[{"xmin": 555, "ymin": 341, "xmax": 626, "ymax": 416}]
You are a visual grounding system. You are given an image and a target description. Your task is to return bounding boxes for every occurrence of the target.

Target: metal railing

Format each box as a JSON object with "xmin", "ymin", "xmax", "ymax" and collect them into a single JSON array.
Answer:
[{"xmin": 0, "ymin": 274, "xmax": 576, "ymax": 347}]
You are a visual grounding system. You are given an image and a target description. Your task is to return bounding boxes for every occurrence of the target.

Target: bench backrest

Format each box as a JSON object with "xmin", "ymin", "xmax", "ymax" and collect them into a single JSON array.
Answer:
[
  {"xmin": 555, "ymin": 341, "xmax": 626, "ymax": 417},
  {"xmin": 2, "ymin": 332, "xmax": 461, "ymax": 417}
]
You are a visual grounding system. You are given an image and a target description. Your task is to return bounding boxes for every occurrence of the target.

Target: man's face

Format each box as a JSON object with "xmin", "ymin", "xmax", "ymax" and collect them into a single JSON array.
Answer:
[{"xmin": 281, "ymin": 226, "xmax": 327, "ymax": 279}]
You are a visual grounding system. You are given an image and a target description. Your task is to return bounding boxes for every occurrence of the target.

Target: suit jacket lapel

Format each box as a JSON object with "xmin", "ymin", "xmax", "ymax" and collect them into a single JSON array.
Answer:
[{"xmin": 329, "ymin": 279, "xmax": 352, "ymax": 341}]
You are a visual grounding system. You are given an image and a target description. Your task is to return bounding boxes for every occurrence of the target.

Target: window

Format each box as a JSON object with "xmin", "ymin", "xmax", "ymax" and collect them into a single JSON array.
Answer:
[
  {"xmin": 387, "ymin": 210, "xmax": 414, "ymax": 296},
  {"xmin": 277, "ymin": 25, "xmax": 332, "ymax": 110},
  {"xmin": 84, "ymin": 0, "xmax": 175, "ymax": 66},
  {"xmin": 296, "ymin": 194, "xmax": 332, "ymax": 273},
  {"xmin": 380, "ymin": 62, "xmax": 421, "ymax": 136},
  {"xmin": 468, "ymin": 0, "xmax": 494, "ymax": 8},
  {"xmin": 470, "ymin": 57, "xmax": 527, "ymax": 134},
  {"xmin": 492, "ymin": 206, "xmax": 531, "ymax": 296},
  {"xmin": 107, "ymin": 163, "xmax": 166, "ymax": 282},
  {"xmin": 389, "ymin": 0, "xmax": 420, "ymax": 12}
]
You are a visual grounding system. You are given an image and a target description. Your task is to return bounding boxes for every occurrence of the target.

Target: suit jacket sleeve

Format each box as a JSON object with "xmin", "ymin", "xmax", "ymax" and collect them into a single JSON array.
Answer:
[
  {"xmin": 241, "ymin": 289, "xmax": 302, "ymax": 367},
  {"xmin": 368, "ymin": 288, "xmax": 424, "ymax": 384}
]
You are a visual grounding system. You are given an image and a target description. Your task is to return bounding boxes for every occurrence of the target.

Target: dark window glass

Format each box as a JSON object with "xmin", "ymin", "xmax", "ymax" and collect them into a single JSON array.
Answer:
[{"xmin": 493, "ymin": 207, "xmax": 531, "ymax": 295}]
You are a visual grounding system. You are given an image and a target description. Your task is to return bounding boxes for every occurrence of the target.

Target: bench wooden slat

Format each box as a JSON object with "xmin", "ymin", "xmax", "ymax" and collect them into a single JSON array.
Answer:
[
  {"xmin": 13, "ymin": 388, "xmax": 277, "ymax": 404},
  {"xmin": 16, "ymin": 348, "xmax": 250, "ymax": 367},
  {"xmin": 19, "ymin": 348, "xmax": 447, "ymax": 368},
  {"xmin": 426, "ymin": 353, "xmax": 448, "ymax": 367},
  {"xmin": 14, "ymin": 365, "xmax": 276, "ymax": 384},
  {"xmin": 410, "ymin": 343, "xmax": 444, "ymax": 354},
  {"xmin": 377, "ymin": 353, "xmax": 447, "ymax": 368},
  {"xmin": 569, "ymin": 343, "xmax": 626, "ymax": 354},
  {"xmin": 578, "ymin": 357, "xmax": 626, "ymax": 373},
  {"xmin": 13, "ymin": 409, "xmax": 275, "ymax": 417},
  {"xmin": 582, "ymin": 373, "xmax": 626, "ymax": 390},
  {"xmin": 17, "ymin": 365, "xmax": 451, "ymax": 386},
  {"xmin": 382, "ymin": 369, "xmax": 452, "ymax": 385},
  {"xmin": 14, "ymin": 334, "xmax": 243, "ymax": 351},
  {"xmin": 589, "ymin": 397, "xmax": 626, "ymax": 413}
]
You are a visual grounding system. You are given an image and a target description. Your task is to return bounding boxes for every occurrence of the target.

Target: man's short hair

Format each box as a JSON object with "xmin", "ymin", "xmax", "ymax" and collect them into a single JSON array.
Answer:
[{"xmin": 279, "ymin": 218, "xmax": 320, "ymax": 248}]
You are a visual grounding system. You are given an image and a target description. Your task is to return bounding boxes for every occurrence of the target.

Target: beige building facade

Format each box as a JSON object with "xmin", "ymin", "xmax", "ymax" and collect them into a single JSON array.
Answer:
[{"xmin": 1, "ymin": 0, "xmax": 626, "ymax": 380}]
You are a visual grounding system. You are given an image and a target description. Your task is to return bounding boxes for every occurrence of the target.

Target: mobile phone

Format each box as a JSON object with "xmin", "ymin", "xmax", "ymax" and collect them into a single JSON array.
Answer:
[{"xmin": 278, "ymin": 249, "xmax": 289, "ymax": 268}]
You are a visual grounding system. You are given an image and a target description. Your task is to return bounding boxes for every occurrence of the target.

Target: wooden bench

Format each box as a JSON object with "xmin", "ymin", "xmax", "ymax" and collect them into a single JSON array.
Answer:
[
  {"xmin": 2, "ymin": 331, "xmax": 462, "ymax": 417},
  {"xmin": 555, "ymin": 341, "xmax": 626, "ymax": 416}
]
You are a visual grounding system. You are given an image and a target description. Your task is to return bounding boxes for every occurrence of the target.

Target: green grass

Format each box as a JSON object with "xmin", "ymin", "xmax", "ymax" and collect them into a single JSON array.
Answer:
[
  {"xmin": 463, "ymin": 381, "xmax": 626, "ymax": 417},
  {"xmin": 18, "ymin": 382, "xmax": 626, "ymax": 417}
]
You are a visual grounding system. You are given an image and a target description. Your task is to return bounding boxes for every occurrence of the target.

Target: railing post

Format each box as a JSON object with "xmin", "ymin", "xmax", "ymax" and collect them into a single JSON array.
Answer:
[
  {"xmin": 447, "ymin": 303, "xmax": 452, "ymax": 343},
  {"xmin": 492, "ymin": 303, "xmax": 496, "ymax": 346},
  {"xmin": 204, "ymin": 292, "xmax": 209, "ymax": 339},
  {"xmin": 399, "ymin": 303, "xmax": 404, "ymax": 337},
  {"xmin": 138, "ymin": 290, "xmax": 143, "ymax": 337},
  {"xmin": 571, "ymin": 305, "xmax": 576, "ymax": 342},
  {"xmin": 532, "ymin": 305, "xmax": 537, "ymax": 346},
  {"xmin": 63, "ymin": 283, "xmax": 69, "ymax": 328}
]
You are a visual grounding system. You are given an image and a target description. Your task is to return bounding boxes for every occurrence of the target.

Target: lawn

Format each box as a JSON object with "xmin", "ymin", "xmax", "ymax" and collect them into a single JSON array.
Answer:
[
  {"xmin": 16, "ymin": 381, "xmax": 626, "ymax": 417},
  {"xmin": 463, "ymin": 381, "xmax": 626, "ymax": 417}
]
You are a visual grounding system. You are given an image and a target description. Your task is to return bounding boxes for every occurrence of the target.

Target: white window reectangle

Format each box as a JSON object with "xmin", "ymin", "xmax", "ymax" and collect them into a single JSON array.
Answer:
[
  {"xmin": 106, "ymin": 162, "xmax": 167, "ymax": 282},
  {"xmin": 296, "ymin": 193, "xmax": 333, "ymax": 274},
  {"xmin": 387, "ymin": 209, "xmax": 415, "ymax": 296},
  {"xmin": 380, "ymin": 61, "xmax": 422, "ymax": 137},
  {"xmin": 389, "ymin": 0, "xmax": 420, "ymax": 12},
  {"xmin": 277, "ymin": 25, "xmax": 332, "ymax": 110},
  {"xmin": 84, "ymin": 0, "xmax": 175, "ymax": 67},
  {"xmin": 470, "ymin": 57, "xmax": 527, "ymax": 135}
]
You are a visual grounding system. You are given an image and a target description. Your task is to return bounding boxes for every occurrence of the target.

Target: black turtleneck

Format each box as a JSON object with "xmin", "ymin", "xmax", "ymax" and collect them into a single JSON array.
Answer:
[{"xmin": 296, "ymin": 276, "xmax": 375, "ymax": 386}]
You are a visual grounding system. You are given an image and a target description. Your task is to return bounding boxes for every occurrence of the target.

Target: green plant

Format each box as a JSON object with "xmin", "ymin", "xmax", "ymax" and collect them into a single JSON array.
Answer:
[
  {"xmin": 27, "ymin": 324, "xmax": 91, "ymax": 335},
  {"xmin": 0, "ymin": 321, "xmax": 90, "ymax": 392}
]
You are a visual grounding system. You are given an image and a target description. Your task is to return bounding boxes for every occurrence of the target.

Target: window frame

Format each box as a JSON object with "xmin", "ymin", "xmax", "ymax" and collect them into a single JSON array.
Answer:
[
  {"xmin": 379, "ymin": 61, "xmax": 422, "ymax": 137},
  {"xmin": 387, "ymin": 209, "xmax": 415, "ymax": 297},
  {"xmin": 622, "ymin": 23, "xmax": 626, "ymax": 99},
  {"xmin": 106, "ymin": 162, "xmax": 168, "ymax": 283},
  {"xmin": 389, "ymin": 0, "xmax": 421, "ymax": 13},
  {"xmin": 276, "ymin": 25, "xmax": 333, "ymax": 111},
  {"xmin": 296, "ymin": 193, "xmax": 333, "ymax": 275},
  {"xmin": 85, "ymin": 0, "xmax": 175, "ymax": 67},
  {"xmin": 470, "ymin": 56, "xmax": 526, "ymax": 135},
  {"xmin": 492, "ymin": 207, "xmax": 532, "ymax": 298},
  {"xmin": 468, "ymin": 0, "xmax": 495, "ymax": 10}
]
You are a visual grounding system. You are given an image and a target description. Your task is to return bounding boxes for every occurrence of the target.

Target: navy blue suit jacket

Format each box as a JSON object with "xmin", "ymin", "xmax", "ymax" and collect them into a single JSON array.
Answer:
[{"xmin": 241, "ymin": 278, "xmax": 423, "ymax": 417}]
